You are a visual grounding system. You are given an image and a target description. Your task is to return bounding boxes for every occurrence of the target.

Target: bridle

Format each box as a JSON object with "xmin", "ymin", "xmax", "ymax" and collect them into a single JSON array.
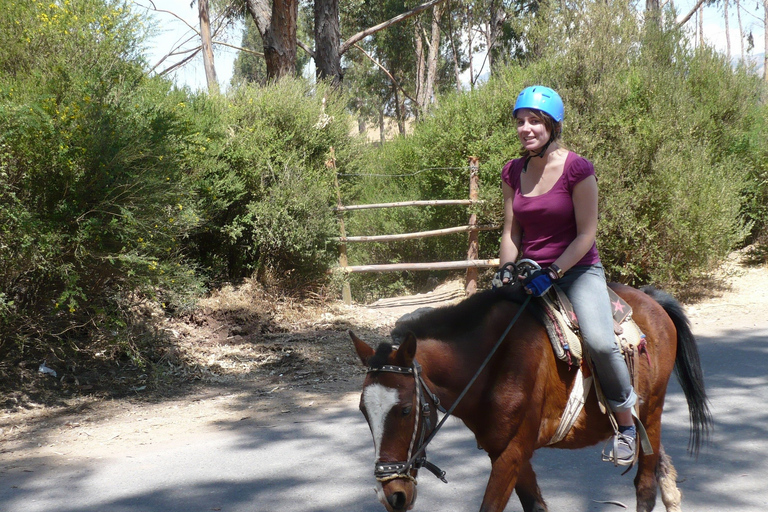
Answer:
[
  {"xmin": 367, "ymin": 294, "xmax": 532, "ymax": 485},
  {"xmin": 368, "ymin": 361, "xmax": 447, "ymax": 484}
]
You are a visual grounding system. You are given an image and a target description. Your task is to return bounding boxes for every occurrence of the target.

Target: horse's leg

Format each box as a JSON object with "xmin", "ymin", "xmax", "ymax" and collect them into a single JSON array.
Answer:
[
  {"xmin": 631, "ymin": 407, "xmax": 660, "ymax": 511},
  {"xmin": 479, "ymin": 446, "xmax": 528, "ymax": 512},
  {"xmin": 657, "ymin": 445, "xmax": 683, "ymax": 512},
  {"xmin": 515, "ymin": 459, "xmax": 548, "ymax": 512},
  {"xmin": 633, "ymin": 450, "xmax": 659, "ymax": 512}
]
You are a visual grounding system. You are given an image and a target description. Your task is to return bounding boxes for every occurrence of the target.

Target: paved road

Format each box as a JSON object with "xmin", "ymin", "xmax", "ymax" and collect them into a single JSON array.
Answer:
[{"xmin": 2, "ymin": 322, "xmax": 767, "ymax": 512}]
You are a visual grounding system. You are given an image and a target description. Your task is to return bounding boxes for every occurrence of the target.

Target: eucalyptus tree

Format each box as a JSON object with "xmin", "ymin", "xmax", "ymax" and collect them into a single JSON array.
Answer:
[{"xmin": 245, "ymin": 0, "xmax": 298, "ymax": 80}]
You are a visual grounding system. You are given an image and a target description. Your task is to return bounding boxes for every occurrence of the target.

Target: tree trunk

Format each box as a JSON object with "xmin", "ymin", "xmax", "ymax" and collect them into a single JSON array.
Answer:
[
  {"xmin": 315, "ymin": 0, "xmax": 343, "ymax": 84},
  {"xmin": 646, "ymin": 0, "xmax": 661, "ymax": 27},
  {"xmin": 414, "ymin": 17, "xmax": 426, "ymax": 111},
  {"xmin": 422, "ymin": 4, "xmax": 442, "ymax": 111},
  {"xmin": 466, "ymin": 5, "xmax": 474, "ymax": 89},
  {"xmin": 199, "ymin": 0, "xmax": 219, "ymax": 94},
  {"xmin": 415, "ymin": 5, "xmax": 441, "ymax": 113},
  {"xmin": 736, "ymin": 0, "xmax": 744, "ymax": 62},
  {"xmin": 246, "ymin": 0, "xmax": 297, "ymax": 81},
  {"xmin": 764, "ymin": 0, "xmax": 768, "ymax": 82},
  {"xmin": 724, "ymin": 0, "xmax": 731, "ymax": 61},
  {"xmin": 394, "ymin": 86, "xmax": 406, "ymax": 135},
  {"xmin": 488, "ymin": 0, "xmax": 507, "ymax": 74}
]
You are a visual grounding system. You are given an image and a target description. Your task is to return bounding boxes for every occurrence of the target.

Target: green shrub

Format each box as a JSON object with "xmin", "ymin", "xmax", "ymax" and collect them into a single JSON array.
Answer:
[
  {"xmin": 186, "ymin": 79, "xmax": 361, "ymax": 284},
  {"xmin": 0, "ymin": 0, "xmax": 203, "ymax": 356}
]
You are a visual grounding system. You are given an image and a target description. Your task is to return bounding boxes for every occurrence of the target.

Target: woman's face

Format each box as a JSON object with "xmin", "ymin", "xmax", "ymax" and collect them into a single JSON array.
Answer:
[{"xmin": 515, "ymin": 109, "xmax": 551, "ymax": 152}]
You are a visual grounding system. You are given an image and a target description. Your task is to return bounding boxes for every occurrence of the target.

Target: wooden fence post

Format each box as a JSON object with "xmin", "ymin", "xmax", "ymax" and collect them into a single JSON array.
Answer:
[
  {"xmin": 329, "ymin": 148, "xmax": 352, "ymax": 305},
  {"xmin": 465, "ymin": 156, "xmax": 480, "ymax": 295}
]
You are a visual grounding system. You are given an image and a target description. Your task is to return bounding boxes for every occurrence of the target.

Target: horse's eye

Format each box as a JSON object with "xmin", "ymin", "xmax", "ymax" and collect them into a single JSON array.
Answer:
[{"xmin": 402, "ymin": 405, "xmax": 413, "ymax": 416}]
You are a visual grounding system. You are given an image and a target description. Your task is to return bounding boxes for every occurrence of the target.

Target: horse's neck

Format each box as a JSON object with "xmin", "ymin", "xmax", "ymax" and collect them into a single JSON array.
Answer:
[{"xmin": 417, "ymin": 339, "xmax": 486, "ymax": 413}]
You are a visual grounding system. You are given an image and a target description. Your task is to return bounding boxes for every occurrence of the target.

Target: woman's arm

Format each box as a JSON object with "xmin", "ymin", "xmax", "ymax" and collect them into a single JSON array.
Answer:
[
  {"xmin": 500, "ymin": 182, "xmax": 523, "ymax": 265},
  {"xmin": 552, "ymin": 174, "xmax": 599, "ymax": 272}
]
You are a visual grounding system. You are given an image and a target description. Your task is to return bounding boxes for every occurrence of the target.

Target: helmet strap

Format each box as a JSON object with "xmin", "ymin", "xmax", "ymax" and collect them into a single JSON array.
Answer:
[{"xmin": 522, "ymin": 133, "xmax": 557, "ymax": 173}]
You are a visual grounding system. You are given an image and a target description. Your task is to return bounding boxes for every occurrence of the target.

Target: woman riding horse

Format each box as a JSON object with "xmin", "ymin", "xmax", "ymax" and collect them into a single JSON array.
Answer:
[
  {"xmin": 351, "ymin": 84, "xmax": 711, "ymax": 512},
  {"xmin": 495, "ymin": 85, "xmax": 638, "ymax": 464}
]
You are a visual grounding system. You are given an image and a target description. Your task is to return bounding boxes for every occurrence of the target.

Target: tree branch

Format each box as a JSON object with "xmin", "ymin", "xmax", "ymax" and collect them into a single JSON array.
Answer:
[
  {"xmin": 297, "ymin": 39, "xmax": 315, "ymax": 59},
  {"xmin": 158, "ymin": 48, "xmax": 201, "ymax": 76},
  {"xmin": 340, "ymin": 0, "xmax": 447, "ymax": 55},
  {"xmin": 137, "ymin": 0, "xmax": 200, "ymax": 35},
  {"xmin": 213, "ymin": 40, "xmax": 264, "ymax": 57},
  {"xmin": 352, "ymin": 44, "xmax": 419, "ymax": 107},
  {"xmin": 677, "ymin": 0, "xmax": 708, "ymax": 26}
]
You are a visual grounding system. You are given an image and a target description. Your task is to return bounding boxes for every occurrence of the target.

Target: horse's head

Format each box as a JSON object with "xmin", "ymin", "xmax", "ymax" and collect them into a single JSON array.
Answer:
[{"xmin": 351, "ymin": 330, "xmax": 438, "ymax": 512}]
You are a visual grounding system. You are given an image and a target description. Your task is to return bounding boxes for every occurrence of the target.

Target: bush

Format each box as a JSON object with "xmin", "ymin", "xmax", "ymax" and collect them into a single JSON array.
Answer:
[
  {"xmin": 0, "ymin": 0, "xmax": 203, "ymax": 357},
  {"xmin": 186, "ymin": 78, "xmax": 361, "ymax": 284}
]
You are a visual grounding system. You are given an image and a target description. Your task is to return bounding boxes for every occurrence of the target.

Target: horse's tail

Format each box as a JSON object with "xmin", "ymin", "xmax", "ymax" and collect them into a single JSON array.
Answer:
[{"xmin": 641, "ymin": 286, "xmax": 713, "ymax": 456}]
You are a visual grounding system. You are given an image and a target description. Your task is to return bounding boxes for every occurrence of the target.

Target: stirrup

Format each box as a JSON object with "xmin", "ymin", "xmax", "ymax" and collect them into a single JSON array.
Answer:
[{"xmin": 601, "ymin": 432, "xmax": 636, "ymax": 467}]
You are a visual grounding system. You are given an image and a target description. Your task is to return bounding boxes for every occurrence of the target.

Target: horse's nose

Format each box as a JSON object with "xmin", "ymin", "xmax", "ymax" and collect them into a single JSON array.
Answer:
[{"xmin": 387, "ymin": 491, "xmax": 407, "ymax": 510}]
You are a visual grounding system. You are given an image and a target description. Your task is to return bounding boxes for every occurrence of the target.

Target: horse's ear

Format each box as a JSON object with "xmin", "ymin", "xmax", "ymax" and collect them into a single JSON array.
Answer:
[
  {"xmin": 394, "ymin": 331, "xmax": 417, "ymax": 367},
  {"xmin": 350, "ymin": 331, "xmax": 375, "ymax": 365}
]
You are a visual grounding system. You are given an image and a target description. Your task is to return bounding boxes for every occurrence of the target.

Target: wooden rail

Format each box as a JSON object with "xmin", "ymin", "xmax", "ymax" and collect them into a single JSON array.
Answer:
[
  {"xmin": 337, "ymin": 258, "xmax": 500, "ymax": 273},
  {"xmin": 334, "ymin": 224, "xmax": 498, "ymax": 242},
  {"xmin": 334, "ymin": 199, "xmax": 477, "ymax": 212}
]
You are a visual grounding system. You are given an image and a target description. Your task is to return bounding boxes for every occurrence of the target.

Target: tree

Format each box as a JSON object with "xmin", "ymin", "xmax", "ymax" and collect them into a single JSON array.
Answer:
[
  {"xmin": 199, "ymin": 0, "xmax": 219, "ymax": 93},
  {"xmin": 414, "ymin": 3, "xmax": 443, "ymax": 112},
  {"xmin": 314, "ymin": 0, "xmax": 342, "ymax": 84},
  {"xmin": 735, "ymin": 0, "xmax": 744, "ymax": 62},
  {"xmin": 241, "ymin": 0, "xmax": 446, "ymax": 84},
  {"xmin": 246, "ymin": 0, "xmax": 298, "ymax": 81},
  {"xmin": 723, "ymin": 0, "xmax": 731, "ymax": 61}
]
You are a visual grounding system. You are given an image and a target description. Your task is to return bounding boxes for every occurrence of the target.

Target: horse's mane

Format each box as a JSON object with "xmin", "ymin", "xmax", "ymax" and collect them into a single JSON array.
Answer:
[{"xmin": 390, "ymin": 286, "xmax": 527, "ymax": 344}]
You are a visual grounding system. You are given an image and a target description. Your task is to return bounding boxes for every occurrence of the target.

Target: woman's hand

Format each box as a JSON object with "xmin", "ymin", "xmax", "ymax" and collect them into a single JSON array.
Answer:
[
  {"xmin": 522, "ymin": 268, "xmax": 553, "ymax": 296},
  {"xmin": 492, "ymin": 262, "xmax": 518, "ymax": 289}
]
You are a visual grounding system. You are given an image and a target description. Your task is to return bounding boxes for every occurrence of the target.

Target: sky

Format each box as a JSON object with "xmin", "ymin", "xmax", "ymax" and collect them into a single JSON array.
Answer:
[
  {"xmin": 135, "ymin": 0, "xmax": 765, "ymax": 93},
  {"xmin": 676, "ymin": 0, "xmax": 765, "ymax": 64},
  {"xmin": 136, "ymin": 0, "xmax": 241, "ymax": 92}
]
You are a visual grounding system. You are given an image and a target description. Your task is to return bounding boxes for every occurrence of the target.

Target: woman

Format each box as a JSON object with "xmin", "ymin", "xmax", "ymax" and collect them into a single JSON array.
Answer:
[{"xmin": 496, "ymin": 85, "xmax": 639, "ymax": 465}]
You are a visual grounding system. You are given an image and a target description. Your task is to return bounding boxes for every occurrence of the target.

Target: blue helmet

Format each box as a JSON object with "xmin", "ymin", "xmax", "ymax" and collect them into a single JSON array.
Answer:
[{"xmin": 513, "ymin": 86, "xmax": 564, "ymax": 123}]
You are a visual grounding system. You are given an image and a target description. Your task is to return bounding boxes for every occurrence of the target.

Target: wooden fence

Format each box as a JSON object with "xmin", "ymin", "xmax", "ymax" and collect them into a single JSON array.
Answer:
[{"xmin": 332, "ymin": 156, "xmax": 500, "ymax": 304}]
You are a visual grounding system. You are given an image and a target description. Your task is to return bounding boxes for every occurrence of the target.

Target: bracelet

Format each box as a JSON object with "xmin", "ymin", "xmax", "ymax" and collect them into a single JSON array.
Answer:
[{"xmin": 548, "ymin": 263, "xmax": 564, "ymax": 280}]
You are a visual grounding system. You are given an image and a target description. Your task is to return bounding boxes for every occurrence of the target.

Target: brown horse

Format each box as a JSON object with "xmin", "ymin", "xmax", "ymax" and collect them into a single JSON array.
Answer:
[{"xmin": 351, "ymin": 283, "xmax": 711, "ymax": 512}]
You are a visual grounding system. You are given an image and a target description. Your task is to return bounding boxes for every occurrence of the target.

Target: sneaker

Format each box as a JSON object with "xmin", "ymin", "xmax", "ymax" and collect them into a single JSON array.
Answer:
[{"xmin": 602, "ymin": 430, "xmax": 637, "ymax": 466}]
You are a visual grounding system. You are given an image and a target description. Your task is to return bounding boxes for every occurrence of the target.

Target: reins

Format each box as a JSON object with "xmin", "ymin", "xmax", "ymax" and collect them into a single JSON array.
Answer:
[{"xmin": 372, "ymin": 294, "xmax": 532, "ymax": 484}]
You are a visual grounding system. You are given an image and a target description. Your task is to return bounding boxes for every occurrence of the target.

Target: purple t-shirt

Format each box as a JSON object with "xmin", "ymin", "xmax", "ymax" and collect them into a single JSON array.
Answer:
[{"xmin": 501, "ymin": 151, "xmax": 600, "ymax": 267}]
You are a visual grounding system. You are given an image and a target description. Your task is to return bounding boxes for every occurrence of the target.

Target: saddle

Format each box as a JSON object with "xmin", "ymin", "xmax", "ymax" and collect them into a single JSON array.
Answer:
[
  {"xmin": 533, "ymin": 285, "xmax": 645, "ymax": 368},
  {"xmin": 532, "ymin": 285, "xmax": 652, "ymax": 456}
]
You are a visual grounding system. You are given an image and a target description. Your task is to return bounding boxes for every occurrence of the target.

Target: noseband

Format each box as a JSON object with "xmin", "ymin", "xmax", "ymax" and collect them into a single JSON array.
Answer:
[{"xmin": 368, "ymin": 361, "xmax": 447, "ymax": 484}]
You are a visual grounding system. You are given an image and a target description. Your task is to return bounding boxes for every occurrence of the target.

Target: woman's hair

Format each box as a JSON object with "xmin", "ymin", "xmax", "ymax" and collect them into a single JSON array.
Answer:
[{"xmin": 516, "ymin": 109, "xmax": 563, "ymax": 158}]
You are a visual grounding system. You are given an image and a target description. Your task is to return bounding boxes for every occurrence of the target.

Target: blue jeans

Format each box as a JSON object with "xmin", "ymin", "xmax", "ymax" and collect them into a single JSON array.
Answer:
[{"xmin": 557, "ymin": 264, "xmax": 638, "ymax": 413}]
